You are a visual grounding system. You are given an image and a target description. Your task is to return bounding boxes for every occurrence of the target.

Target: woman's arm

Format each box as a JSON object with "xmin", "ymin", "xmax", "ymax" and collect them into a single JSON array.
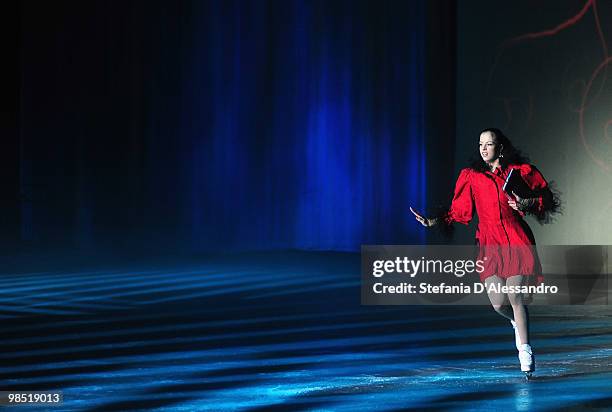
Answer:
[
  {"xmin": 510, "ymin": 164, "xmax": 561, "ymax": 223},
  {"xmin": 442, "ymin": 168, "xmax": 475, "ymax": 226},
  {"xmin": 410, "ymin": 168, "xmax": 474, "ymax": 234},
  {"xmin": 410, "ymin": 207, "xmax": 438, "ymax": 227}
]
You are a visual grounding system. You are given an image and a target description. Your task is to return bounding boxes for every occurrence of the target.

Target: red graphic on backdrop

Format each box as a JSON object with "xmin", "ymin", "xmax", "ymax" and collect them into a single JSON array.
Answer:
[{"xmin": 488, "ymin": 0, "xmax": 610, "ymax": 176}]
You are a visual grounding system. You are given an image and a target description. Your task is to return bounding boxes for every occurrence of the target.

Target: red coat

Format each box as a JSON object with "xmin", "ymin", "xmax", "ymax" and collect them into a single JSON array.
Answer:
[{"xmin": 444, "ymin": 163, "xmax": 550, "ymax": 285}]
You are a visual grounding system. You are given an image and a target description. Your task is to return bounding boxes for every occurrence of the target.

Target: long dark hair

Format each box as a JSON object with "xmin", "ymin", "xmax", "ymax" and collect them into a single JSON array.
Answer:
[{"xmin": 468, "ymin": 128, "xmax": 530, "ymax": 172}]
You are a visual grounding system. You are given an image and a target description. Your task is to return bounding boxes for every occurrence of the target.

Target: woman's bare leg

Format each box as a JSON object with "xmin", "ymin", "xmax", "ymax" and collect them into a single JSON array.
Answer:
[
  {"xmin": 506, "ymin": 275, "xmax": 530, "ymax": 345},
  {"xmin": 484, "ymin": 275, "xmax": 514, "ymax": 321}
]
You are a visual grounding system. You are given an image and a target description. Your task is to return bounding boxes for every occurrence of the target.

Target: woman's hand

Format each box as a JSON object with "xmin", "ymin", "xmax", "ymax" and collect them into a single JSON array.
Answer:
[
  {"xmin": 410, "ymin": 207, "xmax": 438, "ymax": 227},
  {"xmin": 507, "ymin": 191, "xmax": 537, "ymax": 212},
  {"xmin": 507, "ymin": 193, "xmax": 520, "ymax": 211}
]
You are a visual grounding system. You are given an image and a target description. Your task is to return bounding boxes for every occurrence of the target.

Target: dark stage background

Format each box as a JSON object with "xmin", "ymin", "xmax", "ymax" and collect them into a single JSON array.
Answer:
[
  {"xmin": 6, "ymin": 0, "xmax": 611, "ymax": 255},
  {"xmin": 8, "ymin": 0, "xmax": 456, "ymax": 255}
]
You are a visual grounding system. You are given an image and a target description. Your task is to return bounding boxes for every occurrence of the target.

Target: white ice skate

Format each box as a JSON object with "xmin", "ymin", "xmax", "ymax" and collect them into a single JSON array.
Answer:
[
  {"xmin": 518, "ymin": 343, "xmax": 535, "ymax": 380},
  {"xmin": 510, "ymin": 320, "xmax": 520, "ymax": 350}
]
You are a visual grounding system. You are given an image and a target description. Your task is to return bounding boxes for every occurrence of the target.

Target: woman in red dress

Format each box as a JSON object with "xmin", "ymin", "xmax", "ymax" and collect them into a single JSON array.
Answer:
[{"xmin": 410, "ymin": 128, "xmax": 559, "ymax": 379}]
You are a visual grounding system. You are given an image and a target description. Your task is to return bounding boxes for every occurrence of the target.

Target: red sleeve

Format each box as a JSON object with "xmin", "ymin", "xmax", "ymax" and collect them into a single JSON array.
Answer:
[
  {"xmin": 444, "ymin": 168, "xmax": 474, "ymax": 225},
  {"xmin": 517, "ymin": 164, "xmax": 549, "ymax": 214}
]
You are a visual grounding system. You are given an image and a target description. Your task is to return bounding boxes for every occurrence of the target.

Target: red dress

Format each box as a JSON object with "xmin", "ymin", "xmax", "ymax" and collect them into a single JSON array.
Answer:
[{"xmin": 443, "ymin": 163, "xmax": 550, "ymax": 285}]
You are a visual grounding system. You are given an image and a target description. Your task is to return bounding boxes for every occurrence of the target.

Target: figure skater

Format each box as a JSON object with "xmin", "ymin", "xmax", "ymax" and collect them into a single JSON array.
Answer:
[{"xmin": 410, "ymin": 128, "xmax": 560, "ymax": 379}]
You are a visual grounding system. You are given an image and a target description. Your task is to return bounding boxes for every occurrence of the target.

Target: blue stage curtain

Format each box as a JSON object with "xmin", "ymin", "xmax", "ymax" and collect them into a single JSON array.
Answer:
[
  {"xmin": 19, "ymin": 0, "xmax": 428, "ymax": 252},
  {"xmin": 175, "ymin": 0, "xmax": 427, "ymax": 251}
]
